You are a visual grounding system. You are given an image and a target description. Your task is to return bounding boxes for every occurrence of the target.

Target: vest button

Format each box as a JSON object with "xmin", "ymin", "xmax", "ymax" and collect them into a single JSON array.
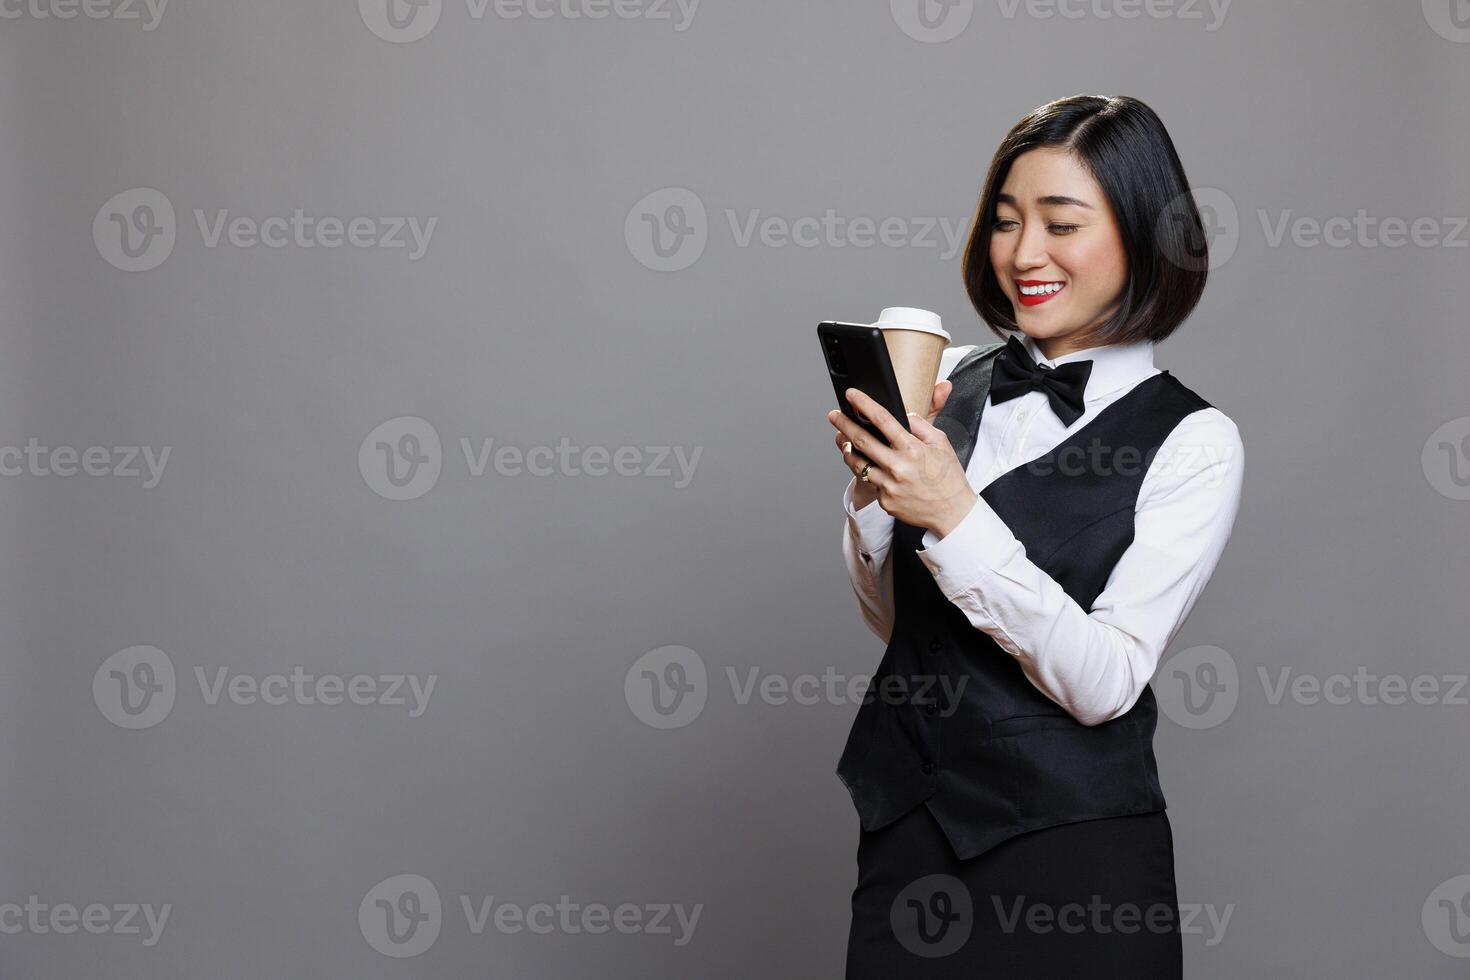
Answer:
[
  {"xmin": 923, "ymin": 703, "xmax": 938, "ymax": 715},
  {"xmin": 928, "ymin": 638, "xmax": 941, "ymax": 652},
  {"xmin": 920, "ymin": 760, "xmax": 936, "ymax": 775}
]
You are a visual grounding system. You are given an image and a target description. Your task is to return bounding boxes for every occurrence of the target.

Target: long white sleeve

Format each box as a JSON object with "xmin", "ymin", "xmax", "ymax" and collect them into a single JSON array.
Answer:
[
  {"xmin": 914, "ymin": 408, "xmax": 1244, "ymax": 726},
  {"xmin": 840, "ymin": 477, "xmax": 898, "ymax": 642}
]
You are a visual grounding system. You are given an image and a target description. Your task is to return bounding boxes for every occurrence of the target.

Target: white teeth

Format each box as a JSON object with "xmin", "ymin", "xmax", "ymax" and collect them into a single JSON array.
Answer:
[{"xmin": 1020, "ymin": 283, "xmax": 1064, "ymax": 296}]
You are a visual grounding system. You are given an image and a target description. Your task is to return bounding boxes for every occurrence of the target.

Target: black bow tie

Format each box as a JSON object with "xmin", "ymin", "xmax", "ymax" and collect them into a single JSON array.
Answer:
[{"xmin": 989, "ymin": 334, "xmax": 1094, "ymax": 426}]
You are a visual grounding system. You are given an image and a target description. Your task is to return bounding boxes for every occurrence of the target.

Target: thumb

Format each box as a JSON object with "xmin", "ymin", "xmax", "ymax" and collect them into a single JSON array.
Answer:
[{"xmin": 928, "ymin": 380, "xmax": 952, "ymax": 421}]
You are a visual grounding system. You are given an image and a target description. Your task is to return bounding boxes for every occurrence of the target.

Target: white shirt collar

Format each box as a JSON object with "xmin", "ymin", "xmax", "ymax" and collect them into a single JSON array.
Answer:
[{"xmin": 1018, "ymin": 331, "xmax": 1157, "ymax": 402}]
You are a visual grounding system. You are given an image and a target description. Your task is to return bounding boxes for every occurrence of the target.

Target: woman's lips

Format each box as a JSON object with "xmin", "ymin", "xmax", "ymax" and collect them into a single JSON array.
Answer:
[{"xmin": 1016, "ymin": 279, "xmax": 1066, "ymax": 307}]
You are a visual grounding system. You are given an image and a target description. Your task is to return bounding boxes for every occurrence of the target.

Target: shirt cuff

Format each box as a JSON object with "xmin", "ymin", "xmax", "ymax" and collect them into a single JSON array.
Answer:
[
  {"xmin": 844, "ymin": 477, "xmax": 894, "ymax": 562},
  {"xmin": 917, "ymin": 494, "xmax": 1024, "ymax": 601}
]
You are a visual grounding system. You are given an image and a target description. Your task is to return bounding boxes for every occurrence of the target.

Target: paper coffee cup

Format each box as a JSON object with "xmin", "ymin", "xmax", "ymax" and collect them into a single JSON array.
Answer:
[{"xmin": 872, "ymin": 307, "xmax": 950, "ymax": 418}]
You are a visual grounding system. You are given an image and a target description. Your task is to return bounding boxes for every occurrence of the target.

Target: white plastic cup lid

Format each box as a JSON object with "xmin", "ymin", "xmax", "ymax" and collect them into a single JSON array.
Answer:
[{"xmin": 872, "ymin": 307, "xmax": 949, "ymax": 342}]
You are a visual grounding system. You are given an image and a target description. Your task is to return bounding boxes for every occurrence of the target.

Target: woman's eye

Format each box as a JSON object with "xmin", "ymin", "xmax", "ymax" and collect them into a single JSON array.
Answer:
[
  {"xmin": 1049, "ymin": 224, "xmax": 1079, "ymax": 234},
  {"xmin": 992, "ymin": 219, "xmax": 1018, "ymax": 231}
]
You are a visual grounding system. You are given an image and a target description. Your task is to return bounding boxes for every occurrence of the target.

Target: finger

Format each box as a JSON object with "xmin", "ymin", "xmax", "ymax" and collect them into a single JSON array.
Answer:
[
  {"xmin": 830, "ymin": 407, "xmax": 900, "ymax": 472},
  {"xmin": 839, "ymin": 434, "xmax": 873, "ymax": 476},
  {"xmin": 845, "ymin": 388, "xmax": 911, "ymax": 453},
  {"xmin": 929, "ymin": 380, "xmax": 952, "ymax": 419},
  {"xmin": 906, "ymin": 411, "xmax": 950, "ymax": 447},
  {"xmin": 833, "ymin": 427, "xmax": 869, "ymax": 471},
  {"xmin": 830, "ymin": 412, "xmax": 869, "ymax": 458},
  {"xmin": 851, "ymin": 457, "xmax": 885, "ymax": 490}
]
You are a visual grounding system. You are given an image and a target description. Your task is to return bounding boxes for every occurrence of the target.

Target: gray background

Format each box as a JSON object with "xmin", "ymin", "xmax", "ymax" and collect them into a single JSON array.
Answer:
[{"xmin": 2, "ymin": 0, "xmax": 1468, "ymax": 976}]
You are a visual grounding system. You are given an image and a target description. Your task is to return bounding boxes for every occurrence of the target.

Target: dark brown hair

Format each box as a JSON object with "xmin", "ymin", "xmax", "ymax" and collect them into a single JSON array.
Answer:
[{"xmin": 962, "ymin": 95, "xmax": 1210, "ymax": 346}]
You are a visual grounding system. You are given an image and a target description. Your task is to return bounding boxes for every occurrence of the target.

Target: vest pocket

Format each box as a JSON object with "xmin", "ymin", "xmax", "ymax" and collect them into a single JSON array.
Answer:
[
  {"xmin": 990, "ymin": 713, "xmax": 1085, "ymax": 736},
  {"xmin": 993, "ymin": 715, "xmax": 1154, "ymax": 822}
]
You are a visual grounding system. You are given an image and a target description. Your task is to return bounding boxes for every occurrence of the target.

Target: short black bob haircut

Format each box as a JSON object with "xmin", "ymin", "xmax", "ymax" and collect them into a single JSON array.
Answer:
[{"xmin": 962, "ymin": 95, "xmax": 1210, "ymax": 347}]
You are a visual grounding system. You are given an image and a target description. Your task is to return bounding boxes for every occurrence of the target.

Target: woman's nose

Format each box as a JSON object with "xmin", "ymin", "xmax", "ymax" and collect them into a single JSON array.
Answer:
[{"xmin": 1015, "ymin": 226, "xmax": 1049, "ymax": 269}]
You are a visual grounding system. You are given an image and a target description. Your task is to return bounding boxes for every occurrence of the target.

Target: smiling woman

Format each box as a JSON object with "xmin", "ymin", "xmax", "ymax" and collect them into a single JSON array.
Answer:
[
  {"xmin": 831, "ymin": 95, "xmax": 1241, "ymax": 978},
  {"xmin": 965, "ymin": 98, "xmax": 1210, "ymax": 358}
]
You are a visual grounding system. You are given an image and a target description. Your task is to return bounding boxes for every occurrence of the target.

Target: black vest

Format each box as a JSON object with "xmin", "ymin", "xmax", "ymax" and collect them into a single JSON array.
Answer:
[{"xmin": 836, "ymin": 341, "xmax": 1212, "ymax": 861}]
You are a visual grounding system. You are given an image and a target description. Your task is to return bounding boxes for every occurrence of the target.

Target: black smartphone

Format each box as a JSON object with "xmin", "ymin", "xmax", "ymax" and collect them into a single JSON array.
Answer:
[{"xmin": 818, "ymin": 322, "xmax": 911, "ymax": 447}]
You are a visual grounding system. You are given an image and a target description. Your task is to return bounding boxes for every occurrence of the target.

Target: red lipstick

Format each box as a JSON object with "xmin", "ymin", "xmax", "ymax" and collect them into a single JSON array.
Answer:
[{"xmin": 1016, "ymin": 279, "xmax": 1066, "ymax": 307}]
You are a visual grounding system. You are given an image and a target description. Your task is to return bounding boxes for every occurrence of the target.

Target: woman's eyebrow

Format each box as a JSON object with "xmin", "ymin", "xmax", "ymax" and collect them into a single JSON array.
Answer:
[{"xmin": 996, "ymin": 192, "xmax": 1095, "ymax": 210}]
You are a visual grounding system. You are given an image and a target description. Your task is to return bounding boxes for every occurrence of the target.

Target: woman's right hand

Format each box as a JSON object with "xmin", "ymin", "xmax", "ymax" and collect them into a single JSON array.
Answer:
[{"xmin": 834, "ymin": 379, "xmax": 953, "ymax": 512}]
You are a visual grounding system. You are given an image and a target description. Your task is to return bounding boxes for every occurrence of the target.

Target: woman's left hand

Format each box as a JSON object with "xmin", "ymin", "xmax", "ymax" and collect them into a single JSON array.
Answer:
[{"xmin": 828, "ymin": 388, "xmax": 979, "ymax": 539}]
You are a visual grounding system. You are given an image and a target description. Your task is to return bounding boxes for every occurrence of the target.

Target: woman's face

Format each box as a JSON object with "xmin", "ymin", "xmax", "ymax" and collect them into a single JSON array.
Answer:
[{"xmin": 988, "ymin": 147, "xmax": 1129, "ymax": 357}]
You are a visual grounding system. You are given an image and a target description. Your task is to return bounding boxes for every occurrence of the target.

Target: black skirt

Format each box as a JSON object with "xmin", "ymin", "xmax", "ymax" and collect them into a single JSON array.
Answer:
[{"xmin": 846, "ymin": 803, "xmax": 1183, "ymax": 977}]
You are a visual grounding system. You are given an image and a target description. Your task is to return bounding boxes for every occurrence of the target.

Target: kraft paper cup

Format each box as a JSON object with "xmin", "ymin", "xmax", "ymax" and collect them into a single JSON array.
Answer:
[{"xmin": 872, "ymin": 308, "xmax": 949, "ymax": 418}]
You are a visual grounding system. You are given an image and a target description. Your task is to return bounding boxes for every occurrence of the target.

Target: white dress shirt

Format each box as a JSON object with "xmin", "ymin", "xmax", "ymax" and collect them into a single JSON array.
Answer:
[{"xmin": 841, "ymin": 332, "xmax": 1244, "ymax": 726}]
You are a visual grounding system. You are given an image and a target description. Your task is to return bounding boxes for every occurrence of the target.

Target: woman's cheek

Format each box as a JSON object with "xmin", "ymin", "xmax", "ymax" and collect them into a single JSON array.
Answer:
[{"xmin": 989, "ymin": 243, "xmax": 1011, "ymax": 292}]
